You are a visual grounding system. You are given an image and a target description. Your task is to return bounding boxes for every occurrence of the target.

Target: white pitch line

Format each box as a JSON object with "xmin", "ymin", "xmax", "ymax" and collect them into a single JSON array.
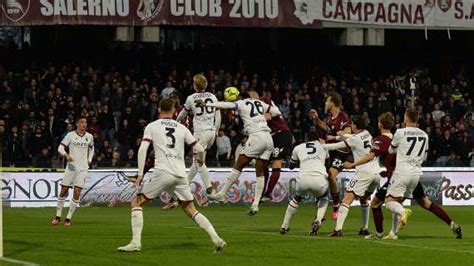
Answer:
[
  {"xmin": 0, "ymin": 257, "xmax": 39, "ymax": 266},
  {"xmin": 183, "ymin": 227, "xmax": 474, "ymax": 255}
]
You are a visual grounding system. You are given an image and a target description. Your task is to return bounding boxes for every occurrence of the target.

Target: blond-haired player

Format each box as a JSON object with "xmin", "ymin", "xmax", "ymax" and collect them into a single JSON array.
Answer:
[
  {"xmin": 52, "ymin": 116, "xmax": 94, "ymax": 226},
  {"xmin": 176, "ymin": 74, "xmax": 221, "ymax": 196},
  {"xmin": 117, "ymin": 99, "xmax": 226, "ymax": 253}
]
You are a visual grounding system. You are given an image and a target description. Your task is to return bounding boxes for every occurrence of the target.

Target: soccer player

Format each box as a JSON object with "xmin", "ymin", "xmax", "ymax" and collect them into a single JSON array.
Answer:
[
  {"xmin": 346, "ymin": 112, "xmax": 462, "ymax": 240},
  {"xmin": 322, "ymin": 116, "xmax": 382, "ymax": 237},
  {"xmin": 280, "ymin": 129, "xmax": 329, "ymax": 236},
  {"xmin": 204, "ymin": 89, "xmax": 281, "ymax": 215},
  {"xmin": 308, "ymin": 92, "xmax": 352, "ymax": 220},
  {"xmin": 176, "ymin": 74, "xmax": 221, "ymax": 196},
  {"xmin": 52, "ymin": 116, "xmax": 94, "ymax": 226},
  {"xmin": 117, "ymin": 98, "xmax": 226, "ymax": 253},
  {"xmin": 260, "ymin": 97, "xmax": 293, "ymax": 202},
  {"xmin": 385, "ymin": 108, "xmax": 428, "ymax": 238}
]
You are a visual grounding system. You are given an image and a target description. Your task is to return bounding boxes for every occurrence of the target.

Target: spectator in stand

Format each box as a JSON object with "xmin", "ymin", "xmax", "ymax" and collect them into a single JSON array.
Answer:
[{"xmin": 215, "ymin": 129, "xmax": 232, "ymax": 166}]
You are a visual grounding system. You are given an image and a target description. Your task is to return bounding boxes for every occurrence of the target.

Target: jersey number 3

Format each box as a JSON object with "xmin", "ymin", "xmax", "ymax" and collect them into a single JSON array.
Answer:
[{"xmin": 165, "ymin": 127, "xmax": 176, "ymax": 148}]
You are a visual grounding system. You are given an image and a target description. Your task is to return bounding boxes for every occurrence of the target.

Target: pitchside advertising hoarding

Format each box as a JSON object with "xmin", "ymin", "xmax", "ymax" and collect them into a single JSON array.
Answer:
[
  {"xmin": 1, "ymin": 0, "xmax": 474, "ymax": 29},
  {"xmin": 1, "ymin": 168, "xmax": 473, "ymax": 207}
]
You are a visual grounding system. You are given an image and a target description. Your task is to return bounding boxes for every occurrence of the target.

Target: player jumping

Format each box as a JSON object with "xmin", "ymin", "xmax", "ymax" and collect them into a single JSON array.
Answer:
[
  {"xmin": 117, "ymin": 99, "xmax": 226, "ymax": 253},
  {"xmin": 260, "ymin": 96, "xmax": 293, "ymax": 202},
  {"xmin": 204, "ymin": 89, "xmax": 281, "ymax": 216},
  {"xmin": 322, "ymin": 116, "xmax": 382, "ymax": 237},
  {"xmin": 280, "ymin": 129, "xmax": 329, "ymax": 236},
  {"xmin": 52, "ymin": 117, "xmax": 94, "ymax": 226},
  {"xmin": 176, "ymin": 74, "xmax": 221, "ymax": 196},
  {"xmin": 308, "ymin": 92, "xmax": 352, "ymax": 220}
]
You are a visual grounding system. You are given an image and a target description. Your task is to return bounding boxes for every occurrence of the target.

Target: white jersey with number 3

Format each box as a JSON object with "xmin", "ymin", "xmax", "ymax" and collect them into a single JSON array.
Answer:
[
  {"xmin": 183, "ymin": 92, "xmax": 219, "ymax": 132},
  {"xmin": 344, "ymin": 130, "xmax": 382, "ymax": 174},
  {"xmin": 235, "ymin": 98, "xmax": 272, "ymax": 135},
  {"xmin": 291, "ymin": 141, "xmax": 328, "ymax": 178},
  {"xmin": 391, "ymin": 127, "xmax": 429, "ymax": 176},
  {"xmin": 142, "ymin": 119, "xmax": 197, "ymax": 178}
]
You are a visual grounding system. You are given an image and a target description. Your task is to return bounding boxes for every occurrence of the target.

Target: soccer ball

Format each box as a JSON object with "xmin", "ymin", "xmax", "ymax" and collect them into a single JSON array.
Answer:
[{"xmin": 224, "ymin": 87, "xmax": 240, "ymax": 102}]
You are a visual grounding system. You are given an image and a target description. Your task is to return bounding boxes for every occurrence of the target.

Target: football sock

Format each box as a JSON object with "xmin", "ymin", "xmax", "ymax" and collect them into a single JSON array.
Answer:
[
  {"xmin": 361, "ymin": 203, "xmax": 370, "ymax": 230},
  {"xmin": 56, "ymin": 197, "xmax": 65, "ymax": 218},
  {"xmin": 192, "ymin": 212, "xmax": 220, "ymax": 245},
  {"xmin": 316, "ymin": 196, "xmax": 329, "ymax": 223},
  {"xmin": 219, "ymin": 169, "xmax": 241, "ymax": 195},
  {"xmin": 391, "ymin": 213, "xmax": 400, "ymax": 235},
  {"xmin": 251, "ymin": 176, "xmax": 265, "ymax": 208},
  {"xmin": 187, "ymin": 162, "xmax": 198, "ymax": 184},
  {"xmin": 131, "ymin": 207, "xmax": 143, "ymax": 245},
  {"xmin": 263, "ymin": 168, "xmax": 270, "ymax": 193},
  {"xmin": 428, "ymin": 203, "xmax": 452, "ymax": 226},
  {"xmin": 265, "ymin": 168, "xmax": 281, "ymax": 197},
  {"xmin": 335, "ymin": 203, "xmax": 350, "ymax": 231},
  {"xmin": 197, "ymin": 163, "xmax": 212, "ymax": 192},
  {"xmin": 282, "ymin": 199, "xmax": 299, "ymax": 229},
  {"xmin": 66, "ymin": 199, "xmax": 79, "ymax": 220},
  {"xmin": 386, "ymin": 201, "xmax": 405, "ymax": 216},
  {"xmin": 332, "ymin": 192, "xmax": 340, "ymax": 211},
  {"xmin": 372, "ymin": 207, "xmax": 384, "ymax": 234}
]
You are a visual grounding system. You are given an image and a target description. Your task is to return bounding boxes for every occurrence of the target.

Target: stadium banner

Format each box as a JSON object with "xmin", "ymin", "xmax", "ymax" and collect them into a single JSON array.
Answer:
[
  {"xmin": 304, "ymin": 0, "xmax": 474, "ymax": 28},
  {"xmin": 0, "ymin": 0, "xmax": 322, "ymax": 28},
  {"xmin": 2, "ymin": 169, "xmax": 472, "ymax": 207}
]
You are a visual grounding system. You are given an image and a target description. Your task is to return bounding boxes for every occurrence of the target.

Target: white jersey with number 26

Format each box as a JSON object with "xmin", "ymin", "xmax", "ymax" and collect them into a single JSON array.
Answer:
[
  {"xmin": 142, "ymin": 119, "xmax": 197, "ymax": 178},
  {"xmin": 235, "ymin": 98, "xmax": 273, "ymax": 135}
]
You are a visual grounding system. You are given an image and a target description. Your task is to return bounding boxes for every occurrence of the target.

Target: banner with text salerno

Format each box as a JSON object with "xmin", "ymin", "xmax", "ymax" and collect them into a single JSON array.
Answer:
[
  {"xmin": 2, "ymin": 0, "xmax": 474, "ymax": 28},
  {"xmin": 2, "ymin": 169, "xmax": 472, "ymax": 207},
  {"xmin": 0, "ymin": 0, "xmax": 321, "ymax": 28}
]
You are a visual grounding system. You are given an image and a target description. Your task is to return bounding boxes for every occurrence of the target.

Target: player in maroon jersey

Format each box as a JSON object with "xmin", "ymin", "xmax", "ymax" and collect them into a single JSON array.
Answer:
[
  {"xmin": 260, "ymin": 96, "xmax": 293, "ymax": 202},
  {"xmin": 308, "ymin": 92, "xmax": 352, "ymax": 220},
  {"xmin": 343, "ymin": 112, "xmax": 462, "ymax": 239}
]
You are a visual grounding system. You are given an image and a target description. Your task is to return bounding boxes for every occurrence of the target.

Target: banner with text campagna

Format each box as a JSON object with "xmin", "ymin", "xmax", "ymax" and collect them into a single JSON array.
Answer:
[
  {"xmin": 2, "ymin": 169, "xmax": 473, "ymax": 207},
  {"xmin": 305, "ymin": 0, "xmax": 474, "ymax": 28},
  {"xmin": 0, "ymin": 0, "xmax": 322, "ymax": 28}
]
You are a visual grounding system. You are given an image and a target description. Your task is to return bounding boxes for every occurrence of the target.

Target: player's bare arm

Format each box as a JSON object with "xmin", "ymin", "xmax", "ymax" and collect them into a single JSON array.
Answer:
[{"xmin": 343, "ymin": 152, "xmax": 376, "ymax": 169}]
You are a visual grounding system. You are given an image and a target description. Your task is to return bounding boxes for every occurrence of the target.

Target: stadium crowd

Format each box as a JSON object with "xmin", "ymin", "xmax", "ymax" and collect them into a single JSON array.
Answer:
[{"xmin": 0, "ymin": 62, "xmax": 473, "ymax": 168}]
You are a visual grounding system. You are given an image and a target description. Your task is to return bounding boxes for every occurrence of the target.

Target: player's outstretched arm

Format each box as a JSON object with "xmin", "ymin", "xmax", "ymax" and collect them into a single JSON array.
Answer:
[
  {"xmin": 343, "ymin": 152, "xmax": 375, "ymax": 169},
  {"xmin": 205, "ymin": 101, "xmax": 237, "ymax": 110},
  {"xmin": 176, "ymin": 108, "xmax": 189, "ymax": 122},
  {"xmin": 322, "ymin": 141, "xmax": 347, "ymax": 151}
]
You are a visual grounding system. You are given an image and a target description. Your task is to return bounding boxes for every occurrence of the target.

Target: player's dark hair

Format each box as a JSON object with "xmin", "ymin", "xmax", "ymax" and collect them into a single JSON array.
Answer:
[
  {"xmin": 76, "ymin": 116, "xmax": 87, "ymax": 123},
  {"xmin": 305, "ymin": 128, "xmax": 321, "ymax": 142},
  {"xmin": 160, "ymin": 98, "xmax": 176, "ymax": 112},
  {"xmin": 405, "ymin": 108, "xmax": 419, "ymax": 123},
  {"xmin": 351, "ymin": 115, "xmax": 368, "ymax": 130},
  {"xmin": 378, "ymin": 112, "xmax": 395, "ymax": 130},
  {"xmin": 329, "ymin": 92, "xmax": 342, "ymax": 107}
]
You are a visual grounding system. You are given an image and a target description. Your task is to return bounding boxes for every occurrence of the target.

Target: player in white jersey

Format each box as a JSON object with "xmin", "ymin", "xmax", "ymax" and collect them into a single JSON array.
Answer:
[
  {"xmin": 176, "ymin": 74, "xmax": 221, "ymax": 196},
  {"xmin": 52, "ymin": 117, "xmax": 94, "ymax": 227},
  {"xmin": 117, "ymin": 99, "xmax": 226, "ymax": 253},
  {"xmin": 202, "ymin": 89, "xmax": 281, "ymax": 215},
  {"xmin": 384, "ymin": 108, "xmax": 429, "ymax": 239},
  {"xmin": 322, "ymin": 116, "xmax": 382, "ymax": 237},
  {"xmin": 280, "ymin": 129, "xmax": 329, "ymax": 236}
]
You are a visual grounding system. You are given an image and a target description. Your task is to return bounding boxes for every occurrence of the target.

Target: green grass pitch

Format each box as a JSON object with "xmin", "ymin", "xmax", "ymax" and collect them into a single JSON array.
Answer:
[{"xmin": 3, "ymin": 205, "xmax": 474, "ymax": 265}]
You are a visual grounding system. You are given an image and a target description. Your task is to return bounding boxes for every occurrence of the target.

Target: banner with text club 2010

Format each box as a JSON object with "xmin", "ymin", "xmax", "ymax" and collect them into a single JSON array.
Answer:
[
  {"xmin": 2, "ymin": 169, "xmax": 473, "ymax": 207},
  {"xmin": 1, "ymin": 0, "xmax": 474, "ymax": 29}
]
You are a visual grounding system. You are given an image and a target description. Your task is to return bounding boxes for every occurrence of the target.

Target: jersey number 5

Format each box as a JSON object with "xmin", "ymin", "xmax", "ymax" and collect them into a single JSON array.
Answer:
[
  {"xmin": 165, "ymin": 127, "xmax": 176, "ymax": 148},
  {"xmin": 306, "ymin": 143, "xmax": 317, "ymax": 155}
]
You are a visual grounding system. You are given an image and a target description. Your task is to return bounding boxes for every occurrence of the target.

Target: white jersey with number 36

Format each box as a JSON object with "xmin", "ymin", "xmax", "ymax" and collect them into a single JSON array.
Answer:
[
  {"xmin": 391, "ymin": 127, "xmax": 429, "ymax": 176},
  {"xmin": 142, "ymin": 119, "xmax": 197, "ymax": 178},
  {"xmin": 183, "ymin": 92, "xmax": 219, "ymax": 132}
]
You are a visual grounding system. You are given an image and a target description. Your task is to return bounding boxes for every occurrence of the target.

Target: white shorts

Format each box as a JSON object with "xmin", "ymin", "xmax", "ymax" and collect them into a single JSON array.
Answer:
[
  {"xmin": 62, "ymin": 168, "xmax": 88, "ymax": 188},
  {"xmin": 386, "ymin": 172, "xmax": 421, "ymax": 199},
  {"xmin": 139, "ymin": 171, "xmax": 193, "ymax": 202},
  {"xmin": 345, "ymin": 171, "xmax": 380, "ymax": 198},
  {"xmin": 242, "ymin": 131, "xmax": 274, "ymax": 160},
  {"xmin": 296, "ymin": 174, "xmax": 329, "ymax": 198},
  {"xmin": 194, "ymin": 130, "xmax": 216, "ymax": 151}
]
